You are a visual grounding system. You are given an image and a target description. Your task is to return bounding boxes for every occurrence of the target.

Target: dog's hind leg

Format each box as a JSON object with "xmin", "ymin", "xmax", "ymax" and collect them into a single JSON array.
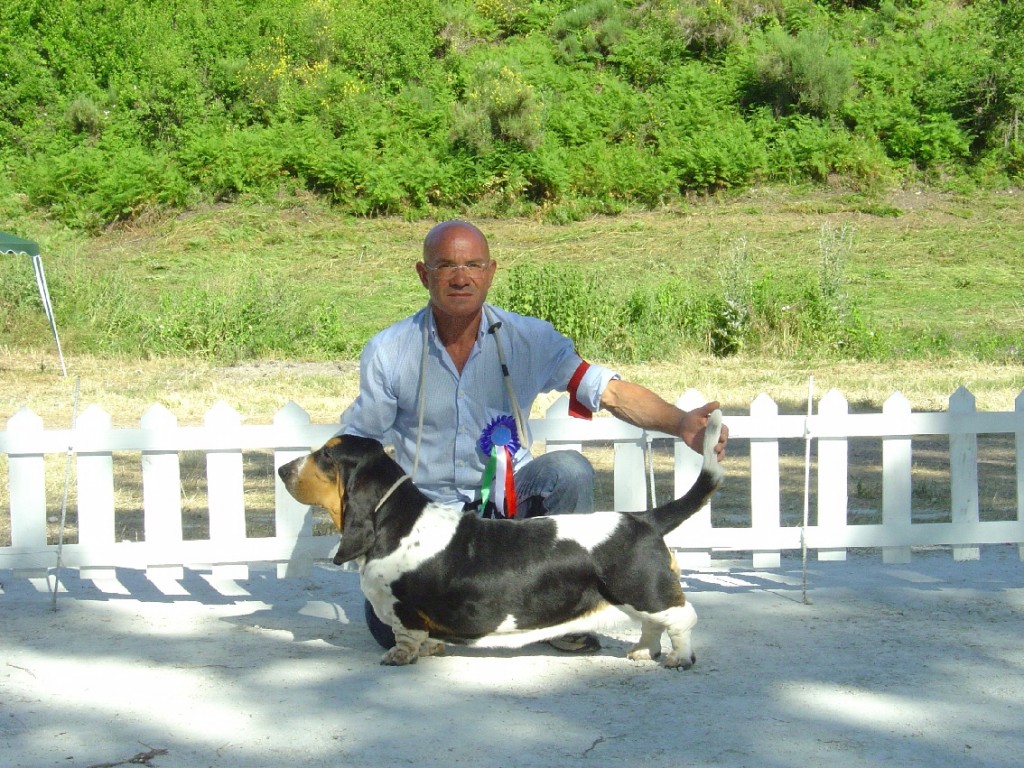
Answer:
[
  {"xmin": 627, "ymin": 621, "xmax": 664, "ymax": 662},
  {"xmin": 419, "ymin": 638, "xmax": 446, "ymax": 657},
  {"xmin": 661, "ymin": 601, "xmax": 698, "ymax": 669}
]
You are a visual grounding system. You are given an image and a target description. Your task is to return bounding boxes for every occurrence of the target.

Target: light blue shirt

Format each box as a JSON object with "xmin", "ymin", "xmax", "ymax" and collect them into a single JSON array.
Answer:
[{"xmin": 340, "ymin": 304, "xmax": 619, "ymax": 506}]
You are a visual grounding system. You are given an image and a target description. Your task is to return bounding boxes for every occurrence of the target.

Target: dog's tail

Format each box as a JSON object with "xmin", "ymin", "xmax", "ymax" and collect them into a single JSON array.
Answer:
[{"xmin": 638, "ymin": 409, "xmax": 725, "ymax": 538}]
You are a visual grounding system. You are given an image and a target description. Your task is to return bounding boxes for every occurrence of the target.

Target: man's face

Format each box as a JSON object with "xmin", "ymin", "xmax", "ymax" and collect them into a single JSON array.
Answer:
[{"xmin": 416, "ymin": 227, "xmax": 496, "ymax": 322}]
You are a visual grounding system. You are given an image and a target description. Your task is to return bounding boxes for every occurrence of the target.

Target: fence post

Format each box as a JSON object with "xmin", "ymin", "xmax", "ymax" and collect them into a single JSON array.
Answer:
[
  {"xmin": 205, "ymin": 401, "xmax": 248, "ymax": 580},
  {"xmin": 6, "ymin": 408, "xmax": 48, "ymax": 577},
  {"xmin": 949, "ymin": 387, "xmax": 981, "ymax": 562},
  {"xmin": 816, "ymin": 389, "xmax": 849, "ymax": 561},
  {"xmin": 141, "ymin": 404, "xmax": 183, "ymax": 580},
  {"xmin": 77, "ymin": 405, "xmax": 116, "ymax": 581},
  {"xmin": 667, "ymin": 389, "xmax": 711, "ymax": 568},
  {"xmin": 750, "ymin": 394, "xmax": 781, "ymax": 568},
  {"xmin": 882, "ymin": 392, "xmax": 912, "ymax": 564},
  {"xmin": 1017, "ymin": 390, "xmax": 1024, "ymax": 561},
  {"xmin": 614, "ymin": 425, "xmax": 646, "ymax": 512},
  {"xmin": 543, "ymin": 396, "xmax": 580, "ymax": 452},
  {"xmin": 274, "ymin": 401, "xmax": 315, "ymax": 578}
]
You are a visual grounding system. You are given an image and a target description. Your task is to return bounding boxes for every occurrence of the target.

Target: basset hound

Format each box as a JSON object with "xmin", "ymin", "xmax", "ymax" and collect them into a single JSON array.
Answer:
[{"xmin": 278, "ymin": 410, "xmax": 725, "ymax": 668}]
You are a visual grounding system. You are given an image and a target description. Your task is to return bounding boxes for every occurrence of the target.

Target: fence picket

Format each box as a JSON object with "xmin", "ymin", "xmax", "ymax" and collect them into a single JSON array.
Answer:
[
  {"xmin": 882, "ymin": 393, "xmax": 913, "ymax": 564},
  {"xmin": 274, "ymin": 401, "xmax": 317, "ymax": 578},
  {"xmin": 6, "ymin": 408, "xmax": 48, "ymax": 577},
  {"xmin": 816, "ymin": 389, "xmax": 849, "ymax": 562},
  {"xmin": 750, "ymin": 394, "xmax": 781, "ymax": 568},
  {"xmin": 949, "ymin": 387, "xmax": 981, "ymax": 562},
  {"xmin": 76, "ymin": 405, "xmax": 116, "ymax": 581},
  {"xmin": 141, "ymin": 404, "xmax": 184, "ymax": 579},
  {"xmin": 205, "ymin": 401, "xmax": 248, "ymax": 580},
  {"xmin": 1017, "ymin": 391, "xmax": 1024, "ymax": 562},
  {"xmin": 666, "ymin": 389, "xmax": 711, "ymax": 568}
]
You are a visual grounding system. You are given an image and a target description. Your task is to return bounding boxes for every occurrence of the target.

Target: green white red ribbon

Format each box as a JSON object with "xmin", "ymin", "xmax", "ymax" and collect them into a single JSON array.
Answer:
[{"xmin": 479, "ymin": 415, "xmax": 520, "ymax": 518}]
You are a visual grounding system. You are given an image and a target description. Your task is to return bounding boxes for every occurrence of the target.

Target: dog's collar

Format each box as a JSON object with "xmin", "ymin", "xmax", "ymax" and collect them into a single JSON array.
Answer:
[{"xmin": 375, "ymin": 474, "xmax": 410, "ymax": 513}]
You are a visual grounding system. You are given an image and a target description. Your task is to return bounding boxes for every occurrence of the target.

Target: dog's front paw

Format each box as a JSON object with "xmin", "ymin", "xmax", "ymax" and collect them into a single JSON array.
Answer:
[{"xmin": 381, "ymin": 646, "xmax": 419, "ymax": 666}]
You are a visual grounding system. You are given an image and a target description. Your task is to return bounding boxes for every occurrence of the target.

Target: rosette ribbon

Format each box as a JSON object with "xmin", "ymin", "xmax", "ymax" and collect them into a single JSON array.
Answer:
[{"xmin": 478, "ymin": 414, "xmax": 521, "ymax": 518}]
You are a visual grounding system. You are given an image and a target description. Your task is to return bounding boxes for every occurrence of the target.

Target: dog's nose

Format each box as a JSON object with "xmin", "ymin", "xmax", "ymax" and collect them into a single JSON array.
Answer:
[{"xmin": 278, "ymin": 459, "xmax": 298, "ymax": 483}]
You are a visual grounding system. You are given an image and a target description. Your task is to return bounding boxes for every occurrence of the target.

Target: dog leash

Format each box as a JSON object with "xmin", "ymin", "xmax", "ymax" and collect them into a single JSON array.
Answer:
[
  {"xmin": 375, "ymin": 474, "xmax": 410, "ymax": 513},
  {"xmin": 483, "ymin": 304, "xmax": 531, "ymax": 452}
]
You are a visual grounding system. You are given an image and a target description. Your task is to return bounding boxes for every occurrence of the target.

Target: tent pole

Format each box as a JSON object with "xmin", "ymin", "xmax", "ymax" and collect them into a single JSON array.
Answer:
[{"xmin": 32, "ymin": 254, "xmax": 66, "ymax": 377}]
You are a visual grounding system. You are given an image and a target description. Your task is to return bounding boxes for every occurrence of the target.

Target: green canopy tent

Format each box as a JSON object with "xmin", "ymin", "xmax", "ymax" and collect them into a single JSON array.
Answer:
[{"xmin": 1, "ymin": 231, "xmax": 67, "ymax": 376}]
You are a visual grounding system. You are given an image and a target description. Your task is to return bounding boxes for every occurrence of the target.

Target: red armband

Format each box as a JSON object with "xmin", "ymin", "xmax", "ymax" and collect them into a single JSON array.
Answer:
[{"xmin": 567, "ymin": 361, "xmax": 593, "ymax": 420}]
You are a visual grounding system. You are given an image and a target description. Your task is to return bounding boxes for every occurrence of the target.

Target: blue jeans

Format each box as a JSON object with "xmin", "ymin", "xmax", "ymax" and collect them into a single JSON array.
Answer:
[
  {"xmin": 364, "ymin": 449, "xmax": 595, "ymax": 648},
  {"xmin": 512, "ymin": 449, "xmax": 595, "ymax": 516}
]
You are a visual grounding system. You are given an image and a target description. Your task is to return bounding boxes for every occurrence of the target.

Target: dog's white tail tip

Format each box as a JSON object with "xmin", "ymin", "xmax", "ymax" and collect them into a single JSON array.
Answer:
[{"xmin": 703, "ymin": 409, "xmax": 725, "ymax": 482}]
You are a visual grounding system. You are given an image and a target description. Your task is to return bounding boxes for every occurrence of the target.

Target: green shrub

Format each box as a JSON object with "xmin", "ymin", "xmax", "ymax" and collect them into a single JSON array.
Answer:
[
  {"xmin": 666, "ymin": 0, "xmax": 785, "ymax": 60},
  {"xmin": 474, "ymin": 0, "xmax": 533, "ymax": 37},
  {"xmin": 491, "ymin": 262, "xmax": 617, "ymax": 359},
  {"xmin": 662, "ymin": 114, "xmax": 766, "ymax": 192},
  {"xmin": 564, "ymin": 142, "xmax": 672, "ymax": 208},
  {"xmin": 762, "ymin": 113, "xmax": 893, "ymax": 183},
  {"xmin": 177, "ymin": 126, "xmax": 284, "ymax": 200},
  {"xmin": 550, "ymin": 0, "xmax": 627, "ymax": 64},
  {"xmin": 450, "ymin": 60, "xmax": 543, "ymax": 153},
  {"xmin": 739, "ymin": 24, "xmax": 854, "ymax": 119},
  {"xmin": 20, "ymin": 141, "xmax": 190, "ymax": 230}
]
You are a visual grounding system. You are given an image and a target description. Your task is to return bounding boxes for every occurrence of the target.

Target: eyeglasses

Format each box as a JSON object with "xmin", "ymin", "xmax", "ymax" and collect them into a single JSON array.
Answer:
[{"xmin": 422, "ymin": 260, "xmax": 491, "ymax": 276}]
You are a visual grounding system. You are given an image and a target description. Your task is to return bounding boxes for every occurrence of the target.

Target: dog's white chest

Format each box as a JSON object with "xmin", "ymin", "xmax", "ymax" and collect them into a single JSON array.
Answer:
[{"xmin": 361, "ymin": 502, "xmax": 462, "ymax": 605}]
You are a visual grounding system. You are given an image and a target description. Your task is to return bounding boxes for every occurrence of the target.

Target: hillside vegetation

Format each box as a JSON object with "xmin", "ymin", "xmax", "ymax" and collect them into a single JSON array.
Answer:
[
  {"xmin": 2, "ymin": 0, "xmax": 1022, "ymax": 228},
  {"xmin": 1, "ymin": 1, "xmax": 1021, "ymax": 367}
]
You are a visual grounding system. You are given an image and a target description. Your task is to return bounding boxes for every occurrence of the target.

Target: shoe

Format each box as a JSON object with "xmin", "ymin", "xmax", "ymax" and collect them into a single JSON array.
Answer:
[{"xmin": 548, "ymin": 633, "xmax": 601, "ymax": 653}]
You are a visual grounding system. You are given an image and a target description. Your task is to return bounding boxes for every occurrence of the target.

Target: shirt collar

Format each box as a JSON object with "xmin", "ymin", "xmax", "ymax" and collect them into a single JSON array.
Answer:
[{"xmin": 424, "ymin": 305, "xmax": 491, "ymax": 345}]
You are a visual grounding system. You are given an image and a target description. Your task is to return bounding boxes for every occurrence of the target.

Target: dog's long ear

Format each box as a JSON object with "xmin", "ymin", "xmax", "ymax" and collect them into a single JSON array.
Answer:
[
  {"xmin": 333, "ymin": 508, "xmax": 374, "ymax": 564},
  {"xmin": 330, "ymin": 436, "xmax": 387, "ymax": 565}
]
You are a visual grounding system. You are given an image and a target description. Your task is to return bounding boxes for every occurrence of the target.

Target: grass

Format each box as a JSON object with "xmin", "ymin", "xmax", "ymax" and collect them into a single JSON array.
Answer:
[
  {"xmin": 4, "ymin": 185, "xmax": 1023, "ymax": 360},
  {"xmin": 2, "ymin": 185, "xmax": 1023, "ymax": 547}
]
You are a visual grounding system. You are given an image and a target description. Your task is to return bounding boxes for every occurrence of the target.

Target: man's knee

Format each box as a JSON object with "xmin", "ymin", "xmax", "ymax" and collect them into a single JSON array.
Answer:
[{"xmin": 516, "ymin": 450, "xmax": 595, "ymax": 516}]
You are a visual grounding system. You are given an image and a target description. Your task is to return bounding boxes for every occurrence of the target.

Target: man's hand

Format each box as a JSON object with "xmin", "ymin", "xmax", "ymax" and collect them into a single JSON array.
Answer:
[{"xmin": 680, "ymin": 401, "xmax": 728, "ymax": 461}]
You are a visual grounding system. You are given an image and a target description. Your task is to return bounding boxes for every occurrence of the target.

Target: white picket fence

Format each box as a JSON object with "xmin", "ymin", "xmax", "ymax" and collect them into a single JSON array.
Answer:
[{"xmin": 1, "ymin": 387, "xmax": 1022, "ymax": 581}]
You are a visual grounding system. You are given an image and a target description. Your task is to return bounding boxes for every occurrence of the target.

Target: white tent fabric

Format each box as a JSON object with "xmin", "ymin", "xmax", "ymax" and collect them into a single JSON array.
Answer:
[{"xmin": 1, "ymin": 231, "xmax": 67, "ymax": 376}]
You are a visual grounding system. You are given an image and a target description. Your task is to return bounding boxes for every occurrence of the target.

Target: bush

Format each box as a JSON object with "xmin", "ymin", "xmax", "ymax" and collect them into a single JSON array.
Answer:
[
  {"xmin": 490, "ymin": 262, "xmax": 617, "ymax": 359},
  {"xmin": 20, "ymin": 141, "xmax": 190, "ymax": 230},
  {"xmin": 550, "ymin": 0, "xmax": 627, "ymax": 64},
  {"xmin": 3, "ymin": 0, "xmax": 1023, "ymax": 224},
  {"xmin": 450, "ymin": 60, "xmax": 543, "ymax": 153},
  {"xmin": 762, "ymin": 113, "xmax": 893, "ymax": 183},
  {"xmin": 662, "ymin": 114, "xmax": 766, "ymax": 192},
  {"xmin": 739, "ymin": 24, "xmax": 854, "ymax": 119},
  {"xmin": 177, "ymin": 126, "xmax": 284, "ymax": 200}
]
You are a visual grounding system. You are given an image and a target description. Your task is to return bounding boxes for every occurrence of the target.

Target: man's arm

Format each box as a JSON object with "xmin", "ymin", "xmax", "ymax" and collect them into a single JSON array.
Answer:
[{"xmin": 599, "ymin": 379, "xmax": 728, "ymax": 459}]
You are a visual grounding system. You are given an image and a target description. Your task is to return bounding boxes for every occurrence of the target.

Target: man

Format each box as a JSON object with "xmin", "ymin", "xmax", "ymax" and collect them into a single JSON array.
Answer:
[{"xmin": 340, "ymin": 220, "xmax": 728, "ymax": 652}]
